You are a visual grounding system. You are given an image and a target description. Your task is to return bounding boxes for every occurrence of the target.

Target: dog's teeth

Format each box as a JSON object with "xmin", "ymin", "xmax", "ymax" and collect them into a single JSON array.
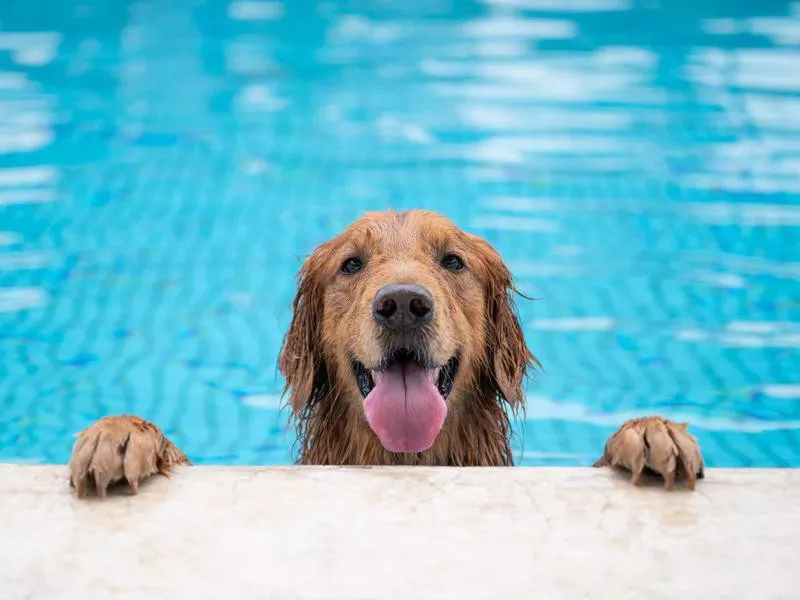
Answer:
[{"xmin": 370, "ymin": 369, "xmax": 383, "ymax": 385}]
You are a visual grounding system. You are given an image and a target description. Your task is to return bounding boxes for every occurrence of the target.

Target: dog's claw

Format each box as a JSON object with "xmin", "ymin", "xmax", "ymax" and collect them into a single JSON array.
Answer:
[
  {"xmin": 594, "ymin": 417, "xmax": 704, "ymax": 490},
  {"xmin": 68, "ymin": 415, "xmax": 189, "ymax": 498}
]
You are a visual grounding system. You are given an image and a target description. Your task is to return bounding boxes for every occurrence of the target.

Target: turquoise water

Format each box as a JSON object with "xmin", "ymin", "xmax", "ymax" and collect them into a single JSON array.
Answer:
[{"xmin": 0, "ymin": 0, "xmax": 798, "ymax": 467}]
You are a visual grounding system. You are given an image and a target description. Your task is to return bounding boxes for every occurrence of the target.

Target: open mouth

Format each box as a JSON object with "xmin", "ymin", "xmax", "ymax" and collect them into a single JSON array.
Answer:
[
  {"xmin": 353, "ymin": 349, "xmax": 460, "ymax": 400},
  {"xmin": 353, "ymin": 349, "xmax": 459, "ymax": 454}
]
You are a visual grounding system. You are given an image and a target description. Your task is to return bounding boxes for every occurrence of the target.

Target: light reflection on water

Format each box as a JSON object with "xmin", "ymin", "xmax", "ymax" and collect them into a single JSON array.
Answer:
[{"xmin": 0, "ymin": 0, "xmax": 798, "ymax": 467}]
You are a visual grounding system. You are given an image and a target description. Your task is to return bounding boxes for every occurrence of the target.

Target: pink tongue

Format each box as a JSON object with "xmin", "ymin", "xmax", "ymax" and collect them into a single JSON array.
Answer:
[{"xmin": 363, "ymin": 362, "xmax": 447, "ymax": 454}]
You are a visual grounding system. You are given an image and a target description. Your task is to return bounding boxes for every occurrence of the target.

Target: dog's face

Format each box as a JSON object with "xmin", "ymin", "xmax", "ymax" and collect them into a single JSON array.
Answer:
[{"xmin": 279, "ymin": 210, "xmax": 533, "ymax": 455}]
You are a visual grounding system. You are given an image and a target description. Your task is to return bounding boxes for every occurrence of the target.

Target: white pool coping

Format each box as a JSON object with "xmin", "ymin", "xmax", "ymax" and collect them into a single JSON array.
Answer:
[{"xmin": 1, "ymin": 465, "xmax": 798, "ymax": 599}]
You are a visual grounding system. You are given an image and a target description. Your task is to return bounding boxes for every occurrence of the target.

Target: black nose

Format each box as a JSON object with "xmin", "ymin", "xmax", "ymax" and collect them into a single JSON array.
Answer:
[{"xmin": 372, "ymin": 284, "xmax": 434, "ymax": 331}]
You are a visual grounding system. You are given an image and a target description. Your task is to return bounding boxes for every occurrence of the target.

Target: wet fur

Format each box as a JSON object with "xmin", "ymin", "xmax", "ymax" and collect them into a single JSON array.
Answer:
[{"xmin": 278, "ymin": 210, "xmax": 536, "ymax": 466}]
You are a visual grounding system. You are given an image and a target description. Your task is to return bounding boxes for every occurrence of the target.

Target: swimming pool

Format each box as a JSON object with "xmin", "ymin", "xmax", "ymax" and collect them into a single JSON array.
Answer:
[{"xmin": 1, "ymin": 0, "xmax": 798, "ymax": 468}]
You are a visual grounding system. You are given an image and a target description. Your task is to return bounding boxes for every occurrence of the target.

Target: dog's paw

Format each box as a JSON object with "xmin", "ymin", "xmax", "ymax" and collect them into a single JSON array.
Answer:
[
  {"xmin": 593, "ymin": 416, "xmax": 704, "ymax": 490},
  {"xmin": 69, "ymin": 415, "xmax": 190, "ymax": 498}
]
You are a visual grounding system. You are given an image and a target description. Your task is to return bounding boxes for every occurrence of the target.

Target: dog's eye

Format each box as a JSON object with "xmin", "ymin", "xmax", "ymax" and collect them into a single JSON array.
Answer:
[
  {"xmin": 340, "ymin": 257, "xmax": 364, "ymax": 274},
  {"xmin": 440, "ymin": 254, "xmax": 465, "ymax": 272}
]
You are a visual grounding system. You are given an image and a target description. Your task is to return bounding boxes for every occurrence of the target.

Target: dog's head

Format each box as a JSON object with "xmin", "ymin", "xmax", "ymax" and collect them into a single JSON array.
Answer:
[{"xmin": 279, "ymin": 210, "xmax": 534, "ymax": 455}]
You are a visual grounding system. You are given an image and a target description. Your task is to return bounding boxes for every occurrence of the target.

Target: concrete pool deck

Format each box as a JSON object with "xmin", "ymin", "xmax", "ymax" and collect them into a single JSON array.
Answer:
[{"xmin": 1, "ymin": 465, "xmax": 798, "ymax": 599}]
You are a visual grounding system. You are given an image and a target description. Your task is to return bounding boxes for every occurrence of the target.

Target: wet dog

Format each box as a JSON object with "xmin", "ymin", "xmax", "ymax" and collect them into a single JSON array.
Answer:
[{"xmin": 69, "ymin": 210, "xmax": 703, "ymax": 497}]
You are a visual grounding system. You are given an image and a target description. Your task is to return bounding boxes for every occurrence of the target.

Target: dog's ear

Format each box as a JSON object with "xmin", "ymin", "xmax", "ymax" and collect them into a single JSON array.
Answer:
[
  {"xmin": 470, "ymin": 235, "xmax": 536, "ymax": 407},
  {"xmin": 278, "ymin": 241, "xmax": 333, "ymax": 413}
]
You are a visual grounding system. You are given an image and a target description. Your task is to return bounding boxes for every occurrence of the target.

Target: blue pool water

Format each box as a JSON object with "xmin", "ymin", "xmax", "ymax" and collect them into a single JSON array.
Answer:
[{"xmin": 1, "ymin": 0, "xmax": 798, "ymax": 468}]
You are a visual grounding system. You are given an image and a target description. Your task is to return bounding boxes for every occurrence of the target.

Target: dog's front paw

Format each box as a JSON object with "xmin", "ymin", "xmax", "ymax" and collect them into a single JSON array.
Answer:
[
  {"xmin": 593, "ymin": 417, "xmax": 704, "ymax": 490},
  {"xmin": 69, "ymin": 415, "xmax": 189, "ymax": 498}
]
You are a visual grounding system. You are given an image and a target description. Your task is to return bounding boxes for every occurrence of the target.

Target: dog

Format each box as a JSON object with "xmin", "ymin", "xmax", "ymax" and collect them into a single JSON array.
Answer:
[{"xmin": 68, "ymin": 210, "xmax": 704, "ymax": 497}]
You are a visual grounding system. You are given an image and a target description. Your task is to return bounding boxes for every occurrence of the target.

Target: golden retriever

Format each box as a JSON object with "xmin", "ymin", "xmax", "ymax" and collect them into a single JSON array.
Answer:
[{"xmin": 68, "ymin": 210, "xmax": 704, "ymax": 497}]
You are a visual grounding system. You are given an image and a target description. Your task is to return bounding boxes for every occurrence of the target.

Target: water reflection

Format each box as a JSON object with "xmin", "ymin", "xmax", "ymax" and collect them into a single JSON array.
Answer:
[{"xmin": 0, "ymin": 0, "xmax": 798, "ymax": 467}]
